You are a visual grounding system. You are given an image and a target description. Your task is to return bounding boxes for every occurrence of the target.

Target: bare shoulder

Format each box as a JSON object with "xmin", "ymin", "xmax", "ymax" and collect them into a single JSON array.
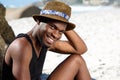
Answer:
[
  {"xmin": 6, "ymin": 37, "xmax": 32, "ymax": 63},
  {"xmin": 4, "ymin": 37, "xmax": 33, "ymax": 79}
]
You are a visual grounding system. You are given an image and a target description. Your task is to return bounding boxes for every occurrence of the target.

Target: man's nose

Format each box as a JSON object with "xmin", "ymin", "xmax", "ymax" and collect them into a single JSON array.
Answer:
[{"xmin": 52, "ymin": 30, "xmax": 61, "ymax": 39}]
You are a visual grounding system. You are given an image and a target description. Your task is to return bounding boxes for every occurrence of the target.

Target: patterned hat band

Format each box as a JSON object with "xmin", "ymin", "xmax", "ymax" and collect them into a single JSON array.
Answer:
[{"xmin": 40, "ymin": 10, "xmax": 70, "ymax": 20}]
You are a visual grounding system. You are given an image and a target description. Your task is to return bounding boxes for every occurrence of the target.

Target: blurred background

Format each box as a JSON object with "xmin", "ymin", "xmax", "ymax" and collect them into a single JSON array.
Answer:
[
  {"xmin": 0, "ymin": 0, "xmax": 120, "ymax": 21},
  {"xmin": 0, "ymin": 0, "xmax": 120, "ymax": 8}
]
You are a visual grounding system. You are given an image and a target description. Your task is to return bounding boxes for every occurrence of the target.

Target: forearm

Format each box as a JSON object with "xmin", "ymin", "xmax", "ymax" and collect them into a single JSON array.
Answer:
[{"xmin": 64, "ymin": 30, "xmax": 87, "ymax": 54}]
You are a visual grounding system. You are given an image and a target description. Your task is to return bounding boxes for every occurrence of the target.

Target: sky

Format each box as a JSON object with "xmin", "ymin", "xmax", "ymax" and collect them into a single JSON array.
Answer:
[
  {"xmin": 0, "ymin": 0, "xmax": 113, "ymax": 12},
  {"xmin": 0, "ymin": 0, "xmax": 39, "ymax": 8}
]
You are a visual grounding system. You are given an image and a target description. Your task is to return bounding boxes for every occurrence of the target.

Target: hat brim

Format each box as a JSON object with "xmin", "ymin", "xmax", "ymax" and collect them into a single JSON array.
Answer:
[{"xmin": 33, "ymin": 14, "xmax": 75, "ymax": 31}]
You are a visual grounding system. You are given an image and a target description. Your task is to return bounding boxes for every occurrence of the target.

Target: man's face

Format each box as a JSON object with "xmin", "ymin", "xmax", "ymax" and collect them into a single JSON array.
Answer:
[{"xmin": 42, "ymin": 21, "xmax": 67, "ymax": 47}]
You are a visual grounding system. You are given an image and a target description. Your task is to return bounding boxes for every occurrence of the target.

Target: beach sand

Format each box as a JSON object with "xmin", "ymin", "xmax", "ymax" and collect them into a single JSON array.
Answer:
[{"xmin": 8, "ymin": 6, "xmax": 120, "ymax": 80}]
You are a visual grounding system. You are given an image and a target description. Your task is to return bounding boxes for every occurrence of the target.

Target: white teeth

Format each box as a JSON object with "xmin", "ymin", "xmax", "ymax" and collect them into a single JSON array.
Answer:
[
  {"xmin": 48, "ymin": 37, "xmax": 54, "ymax": 43},
  {"xmin": 49, "ymin": 38, "xmax": 53, "ymax": 42}
]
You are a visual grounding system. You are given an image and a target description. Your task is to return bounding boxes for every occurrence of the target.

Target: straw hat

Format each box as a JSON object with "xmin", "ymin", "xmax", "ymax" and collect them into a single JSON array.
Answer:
[{"xmin": 33, "ymin": 1, "xmax": 75, "ymax": 31}]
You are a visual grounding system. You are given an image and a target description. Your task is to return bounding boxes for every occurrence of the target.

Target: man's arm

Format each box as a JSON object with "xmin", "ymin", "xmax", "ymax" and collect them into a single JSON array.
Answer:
[
  {"xmin": 8, "ymin": 38, "xmax": 32, "ymax": 80},
  {"xmin": 49, "ymin": 30, "xmax": 87, "ymax": 55}
]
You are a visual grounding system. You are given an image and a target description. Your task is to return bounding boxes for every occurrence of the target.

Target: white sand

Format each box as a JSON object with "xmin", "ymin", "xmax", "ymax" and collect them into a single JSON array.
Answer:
[{"xmin": 8, "ymin": 6, "xmax": 120, "ymax": 80}]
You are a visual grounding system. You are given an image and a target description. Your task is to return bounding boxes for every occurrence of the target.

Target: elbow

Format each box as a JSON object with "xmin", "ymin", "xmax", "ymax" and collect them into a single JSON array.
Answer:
[
  {"xmin": 77, "ymin": 46, "xmax": 88, "ymax": 55},
  {"xmin": 82, "ymin": 46, "xmax": 88, "ymax": 54}
]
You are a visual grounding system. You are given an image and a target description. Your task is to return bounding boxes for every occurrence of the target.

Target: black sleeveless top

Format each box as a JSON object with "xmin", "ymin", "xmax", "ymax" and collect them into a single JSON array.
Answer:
[{"xmin": 2, "ymin": 34, "xmax": 48, "ymax": 80}]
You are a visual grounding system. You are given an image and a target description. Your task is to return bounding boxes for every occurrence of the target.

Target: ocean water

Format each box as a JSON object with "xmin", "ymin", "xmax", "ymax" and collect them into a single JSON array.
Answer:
[
  {"xmin": 0, "ymin": 0, "xmax": 114, "ymax": 12},
  {"xmin": 0, "ymin": 0, "xmax": 38, "ymax": 8}
]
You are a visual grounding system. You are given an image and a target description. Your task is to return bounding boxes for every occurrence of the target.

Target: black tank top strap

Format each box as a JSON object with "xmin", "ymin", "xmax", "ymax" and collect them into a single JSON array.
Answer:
[{"xmin": 16, "ymin": 33, "xmax": 33, "ymax": 46}]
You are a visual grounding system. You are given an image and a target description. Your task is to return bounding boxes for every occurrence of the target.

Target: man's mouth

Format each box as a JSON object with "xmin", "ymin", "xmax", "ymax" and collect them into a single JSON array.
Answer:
[
  {"xmin": 46, "ymin": 34, "xmax": 55, "ymax": 45},
  {"xmin": 47, "ymin": 37, "xmax": 54, "ymax": 44}
]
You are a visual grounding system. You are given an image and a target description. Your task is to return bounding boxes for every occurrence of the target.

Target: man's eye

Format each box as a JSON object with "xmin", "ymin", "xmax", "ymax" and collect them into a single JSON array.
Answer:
[
  {"xmin": 59, "ymin": 31, "xmax": 64, "ymax": 34},
  {"xmin": 50, "ymin": 25, "xmax": 55, "ymax": 30},
  {"xmin": 49, "ymin": 24, "xmax": 56, "ymax": 30}
]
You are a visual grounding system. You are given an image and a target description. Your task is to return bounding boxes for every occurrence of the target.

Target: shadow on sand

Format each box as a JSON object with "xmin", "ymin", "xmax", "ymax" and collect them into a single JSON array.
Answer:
[{"xmin": 41, "ymin": 73, "xmax": 96, "ymax": 80}]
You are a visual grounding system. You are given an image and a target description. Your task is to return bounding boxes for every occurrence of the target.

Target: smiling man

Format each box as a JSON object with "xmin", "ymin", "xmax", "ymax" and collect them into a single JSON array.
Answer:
[{"xmin": 2, "ymin": 1, "xmax": 91, "ymax": 80}]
